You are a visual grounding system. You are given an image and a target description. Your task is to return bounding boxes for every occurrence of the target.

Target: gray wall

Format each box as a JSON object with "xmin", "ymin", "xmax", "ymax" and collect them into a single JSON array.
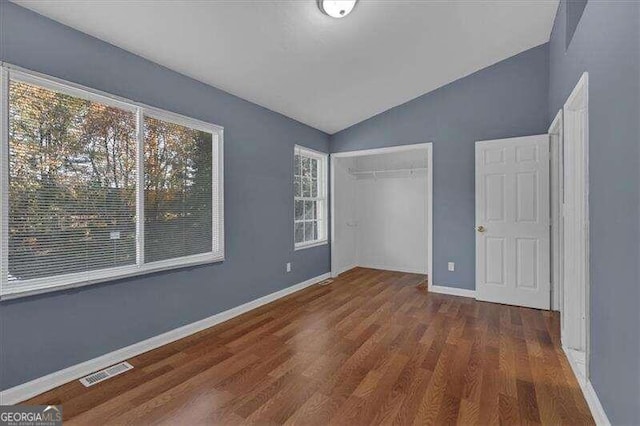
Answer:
[
  {"xmin": 0, "ymin": 1, "xmax": 330, "ymax": 390},
  {"xmin": 548, "ymin": 1, "xmax": 640, "ymax": 423},
  {"xmin": 565, "ymin": 0, "xmax": 588, "ymax": 50},
  {"xmin": 330, "ymin": 43, "xmax": 550, "ymax": 290}
]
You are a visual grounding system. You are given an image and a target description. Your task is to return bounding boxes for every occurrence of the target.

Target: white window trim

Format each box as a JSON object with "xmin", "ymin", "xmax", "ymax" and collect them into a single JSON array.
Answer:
[
  {"xmin": 295, "ymin": 239, "xmax": 329, "ymax": 251},
  {"xmin": 294, "ymin": 145, "xmax": 328, "ymax": 250},
  {"xmin": 0, "ymin": 63, "xmax": 225, "ymax": 300},
  {"xmin": 0, "ymin": 68, "xmax": 9, "ymax": 294}
]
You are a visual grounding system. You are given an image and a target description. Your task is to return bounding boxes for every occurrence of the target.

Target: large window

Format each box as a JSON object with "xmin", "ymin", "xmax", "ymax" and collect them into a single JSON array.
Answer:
[
  {"xmin": 0, "ymin": 67, "xmax": 224, "ymax": 298},
  {"xmin": 294, "ymin": 145, "xmax": 327, "ymax": 249}
]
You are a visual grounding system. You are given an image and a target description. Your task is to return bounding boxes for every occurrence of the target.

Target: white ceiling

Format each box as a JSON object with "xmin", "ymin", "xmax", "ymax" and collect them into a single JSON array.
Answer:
[{"xmin": 13, "ymin": 0, "xmax": 559, "ymax": 134}]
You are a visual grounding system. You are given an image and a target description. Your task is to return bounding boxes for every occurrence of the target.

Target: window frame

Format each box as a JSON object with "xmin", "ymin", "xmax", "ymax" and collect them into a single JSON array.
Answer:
[
  {"xmin": 294, "ymin": 145, "xmax": 328, "ymax": 250},
  {"xmin": 0, "ymin": 64, "xmax": 225, "ymax": 300}
]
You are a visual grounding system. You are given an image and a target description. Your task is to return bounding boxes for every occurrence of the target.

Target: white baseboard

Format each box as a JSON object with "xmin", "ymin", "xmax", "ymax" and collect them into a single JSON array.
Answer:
[
  {"xmin": 357, "ymin": 263, "xmax": 428, "ymax": 275},
  {"xmin": 562, "ymin": 346, "xmax": 611, "ymax": 426},
  {"xmin": 564, "ymin": 347, "xmax": 587, "ymax": 378},
  {"xmin": 429, "ymin": 284, "xmax": 476, "ymax": 299},
  {"xmin": 0, "ymin": 272, "xmax": 330, "ymax": 405}
]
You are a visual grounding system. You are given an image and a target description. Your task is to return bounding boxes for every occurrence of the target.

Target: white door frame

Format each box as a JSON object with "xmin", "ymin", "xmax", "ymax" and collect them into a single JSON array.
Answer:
[
  {"xmin": 330, "ymin": 143, "xmax": 433, "ymax": 285},
  {"xmin": 562, "ymin": 72, "xmax": 590, "ymax": 378},
  {"xmin": 549, "ymin": 109, "xmax": 564, "ymax": 314}
]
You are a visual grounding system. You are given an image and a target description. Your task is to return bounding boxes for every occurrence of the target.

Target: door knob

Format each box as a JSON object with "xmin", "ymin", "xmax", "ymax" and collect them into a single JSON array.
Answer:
[{"xmin": 477, "ymin": 225, "xmax": 486, "ymax": 233}]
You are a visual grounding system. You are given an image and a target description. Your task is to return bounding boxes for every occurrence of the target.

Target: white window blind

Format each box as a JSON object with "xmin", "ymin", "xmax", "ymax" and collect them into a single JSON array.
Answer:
[
  {"xmin": 7, "ymin": 78, "xmax": 138, "ymax": 281},
  {"xmin": 143, "ymin": 115, "xmax": 219, "ymax": 262},
  {"xmin": 0, "ymin": 66, "xmax": 224, "ymax": 299},
  {"xmin": 294, "ymin": 145, "xmax": 328, "ymax": 249}
]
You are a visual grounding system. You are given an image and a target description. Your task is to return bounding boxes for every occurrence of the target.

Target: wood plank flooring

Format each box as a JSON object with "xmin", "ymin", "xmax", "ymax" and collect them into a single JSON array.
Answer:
[{"xmin": 24, "ymin": 267, "xmax": 594, "ymax": 425}]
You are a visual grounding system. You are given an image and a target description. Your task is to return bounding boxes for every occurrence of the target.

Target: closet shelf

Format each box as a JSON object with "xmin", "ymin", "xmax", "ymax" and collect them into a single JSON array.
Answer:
[{"xmin": 348, "ymin": 167, "xmax": 427, "ymax": 177}]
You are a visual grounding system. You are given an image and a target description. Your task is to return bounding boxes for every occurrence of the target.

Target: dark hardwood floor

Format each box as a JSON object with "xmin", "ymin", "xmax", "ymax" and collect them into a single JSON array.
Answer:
[{"xmin": 24, "ymin": 267, "xmax": 594, "ymax": 425}]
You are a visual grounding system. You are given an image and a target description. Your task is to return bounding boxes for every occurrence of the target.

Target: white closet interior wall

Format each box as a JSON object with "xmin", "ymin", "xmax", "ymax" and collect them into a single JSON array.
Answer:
[
  {"xmin": 333, "ymin": 156, "xmax": 358, "ymax": 275},
  {"xmin": 333, "ymin": 149, "xmax": 428, "ymax": 276}
]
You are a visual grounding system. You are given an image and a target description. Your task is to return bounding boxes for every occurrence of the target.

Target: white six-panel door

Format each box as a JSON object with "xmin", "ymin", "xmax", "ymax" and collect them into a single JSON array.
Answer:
[{"xmin": 475, "ymin": 135, "xmax": 550, "ymax": 309}]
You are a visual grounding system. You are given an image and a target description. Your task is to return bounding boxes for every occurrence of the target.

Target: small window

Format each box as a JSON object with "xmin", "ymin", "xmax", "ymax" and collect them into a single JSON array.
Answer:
[{"xmin": 294, "ymin": 145, "xmax": 328, "ymax": 249}]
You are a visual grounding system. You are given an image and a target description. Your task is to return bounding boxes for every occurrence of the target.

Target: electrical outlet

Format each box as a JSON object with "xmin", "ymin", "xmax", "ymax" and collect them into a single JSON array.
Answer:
[
  {"xmin": 448, "ymin": 262, "xmax": 455, "ymax": 272},
  {"xmin": 286, "ymin": 262, "xmax": 291, "ymax": 273}
]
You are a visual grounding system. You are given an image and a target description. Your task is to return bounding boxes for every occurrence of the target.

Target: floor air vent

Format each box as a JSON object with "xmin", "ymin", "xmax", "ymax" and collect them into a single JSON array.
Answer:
[{"xmin": 79, "ymin": 362, "xmax": 133, "ymax": 387}]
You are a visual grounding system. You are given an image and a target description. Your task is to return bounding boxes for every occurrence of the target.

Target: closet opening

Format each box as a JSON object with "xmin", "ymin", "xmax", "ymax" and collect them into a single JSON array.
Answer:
[{"xmin": 330, "ymin": 143, "xmax": 433, "ymax": 283}]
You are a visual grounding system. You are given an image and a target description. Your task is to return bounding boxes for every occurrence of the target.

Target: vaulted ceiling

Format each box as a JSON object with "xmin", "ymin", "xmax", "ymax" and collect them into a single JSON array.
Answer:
[{"xmin": 13, "ymin": 0, "xmax": 559, "ymax": 134}]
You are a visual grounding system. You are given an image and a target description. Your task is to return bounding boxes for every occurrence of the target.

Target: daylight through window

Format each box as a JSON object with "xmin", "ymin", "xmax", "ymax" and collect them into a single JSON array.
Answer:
[
  {"xmin": 294, "ymin": 145, "xmax": 327, "ymax": 249},
  {"xmin": 0, "ymin": 67, "xmax": 224, "ymax": 298}
]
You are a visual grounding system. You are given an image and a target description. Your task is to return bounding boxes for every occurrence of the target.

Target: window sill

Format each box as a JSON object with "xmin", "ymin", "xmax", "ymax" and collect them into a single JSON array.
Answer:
[
  {"xmin": 294, "ymin": 240, "xmax": 328, "ymax": 251},
  {"xmin": 0, "ymin": 253, "xmax": 224, "ymax": 301}
]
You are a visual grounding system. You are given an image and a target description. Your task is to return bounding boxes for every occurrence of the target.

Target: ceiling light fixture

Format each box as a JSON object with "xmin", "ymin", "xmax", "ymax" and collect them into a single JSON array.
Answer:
[{"xmin": 317, "ymin": 0, "xmax": 358, "ymax": 18}]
